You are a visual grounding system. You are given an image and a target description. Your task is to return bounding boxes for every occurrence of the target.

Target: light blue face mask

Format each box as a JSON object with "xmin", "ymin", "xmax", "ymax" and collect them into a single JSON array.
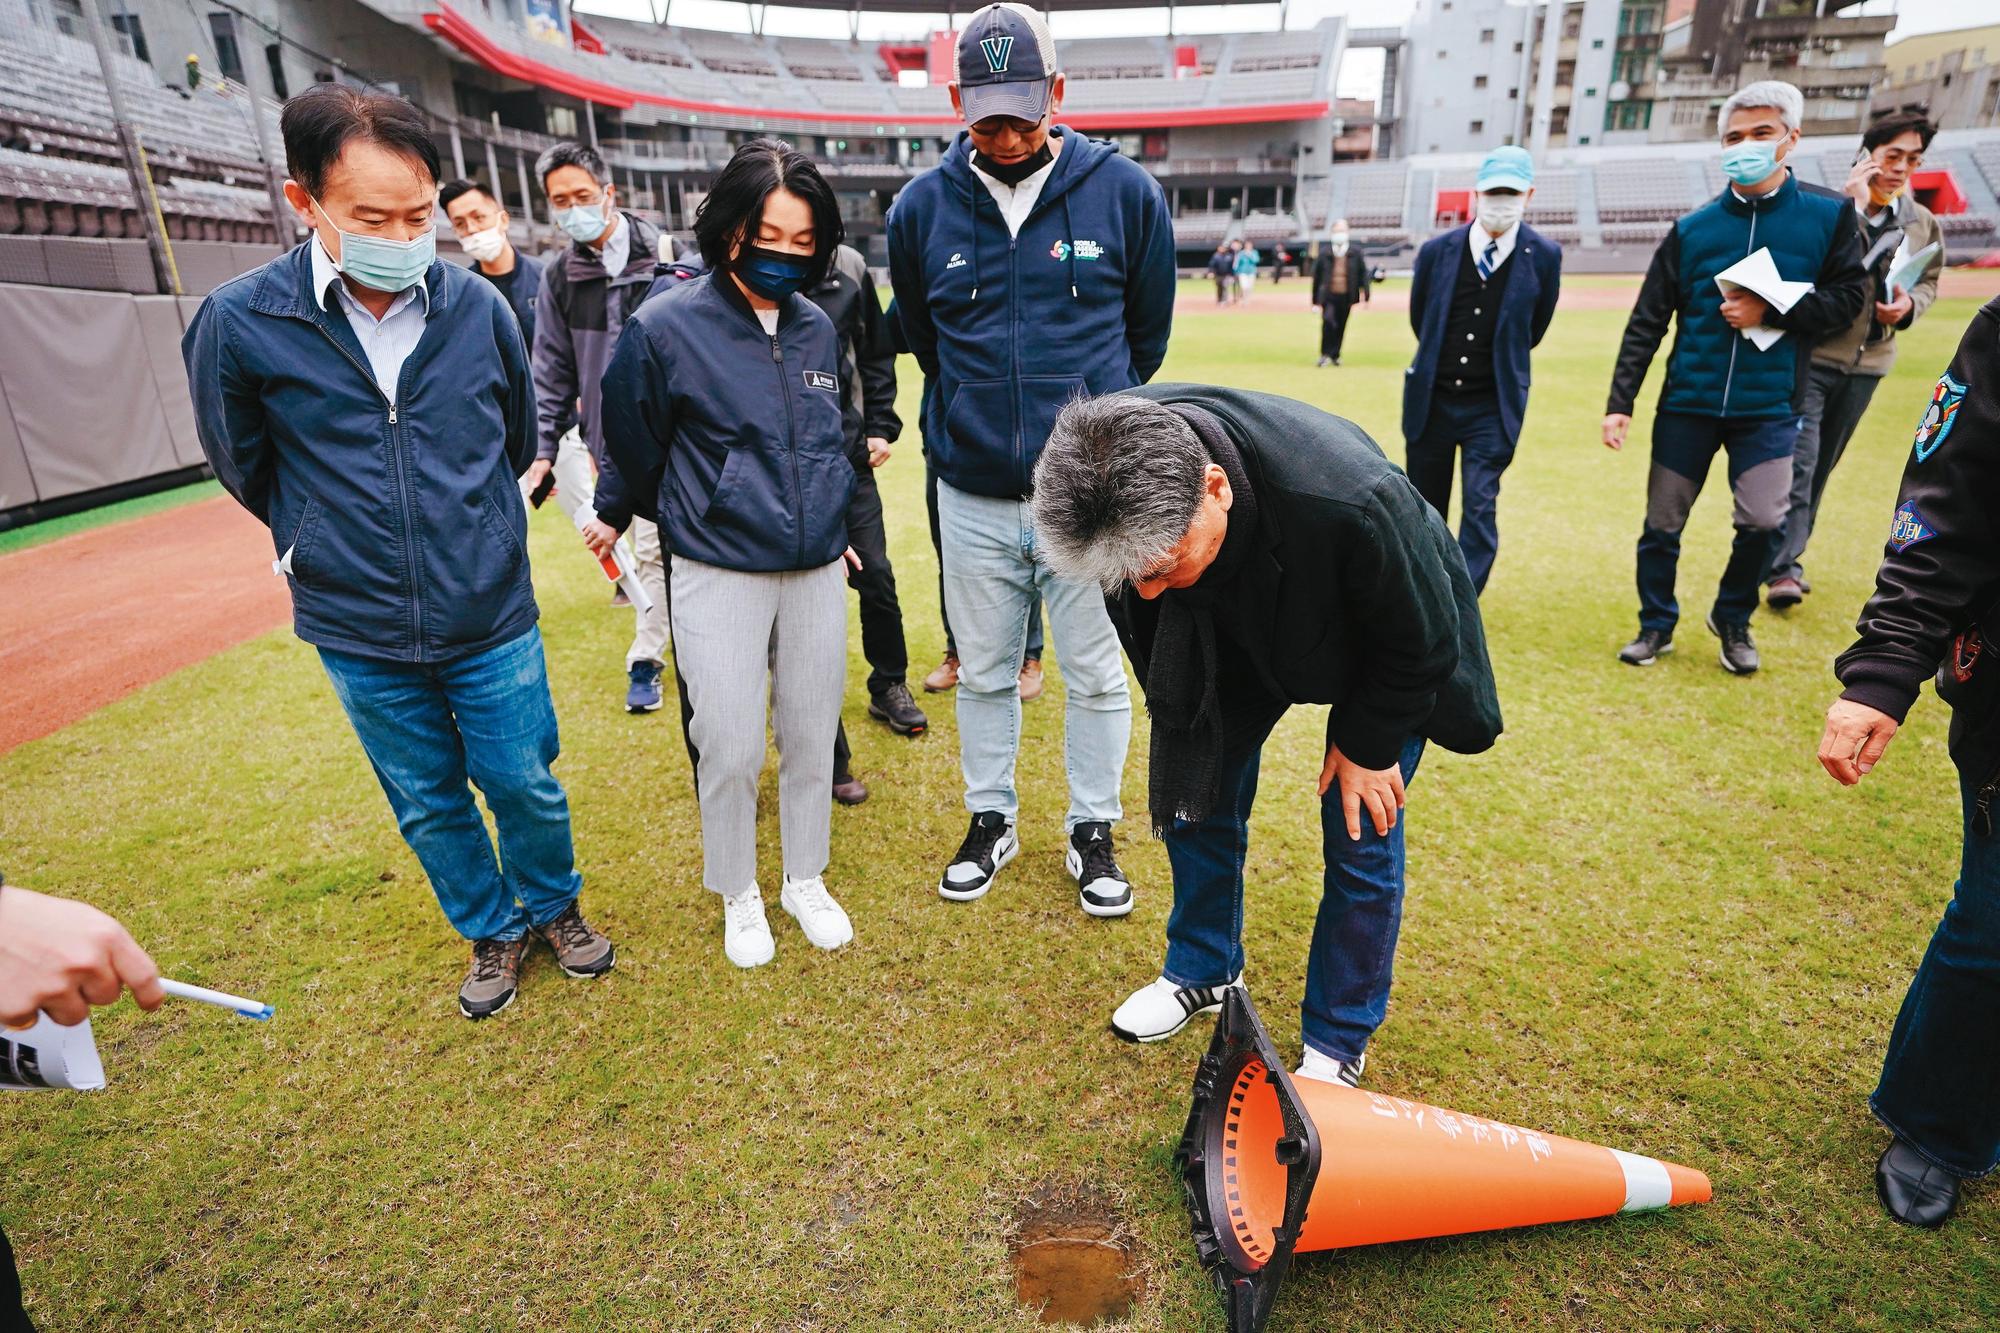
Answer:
[
  {"xmin": 311, "ymin": 196, "xmax": 435, "ymax": 294},
  {"xmin": 555, "ymin": 201, "xmax": 609, "ymax": 245},
  {"xmin": 1720, "ymin": 138, "xmax": 1784, "ymax": 188}
]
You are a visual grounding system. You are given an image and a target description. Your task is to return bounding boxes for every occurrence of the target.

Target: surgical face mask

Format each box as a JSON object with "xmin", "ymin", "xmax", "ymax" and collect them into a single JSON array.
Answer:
[
  {"xmin": 311, "ymin": 196, "xmax": 435, "ymax": 294},
  {"xmin": 459, "ymin": 225, "xmax": 507, "ymax": 265},
  {"xmin": 1330, "ymin": 233, "xmax": 1349, "ymax": 252},
  {"xmin": 1720, "ymin": 137, "xmax": 1784, "ymax": 188},
  {"xmin": 1476, "ymin": 193, "xmax": 1524, "ymax": 234},
  {"xmin": 555, "ymin": 201, "xmax": 609, "ymax": 245},
  {"xmin": 735, "ymin": 243, "xmax": 814, "ymax": 301}
]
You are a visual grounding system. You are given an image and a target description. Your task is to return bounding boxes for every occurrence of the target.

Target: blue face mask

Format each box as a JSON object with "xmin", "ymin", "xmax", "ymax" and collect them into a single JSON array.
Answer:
[
  {"xmin": 311, "ymin": 196, "xmax": 435, "ymax": 293},
  {"xmin": 555, "ymin": 202, "xmax": 609, "ymax": 245},
  {"xmin": 735, "ymin": 244, "xmax": 814, "ymax": 301},
  {"xmin": 1720, "ymin": 138, "xmax": 1784, "ymax": 188}
]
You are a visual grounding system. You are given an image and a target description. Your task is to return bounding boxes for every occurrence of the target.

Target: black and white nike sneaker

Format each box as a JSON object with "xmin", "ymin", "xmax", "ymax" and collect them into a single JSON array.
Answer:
[
  {"xmin": 938, "ymin": 811, "xmax": 1019, "ymax": 902},
  {"xmin": 1067, "ymin": 821, "xmax": 1133, "ymax": 918},
  {"xmin": 1110, "ymin": 974, "xmax": 1242, "ymax": 1043}
]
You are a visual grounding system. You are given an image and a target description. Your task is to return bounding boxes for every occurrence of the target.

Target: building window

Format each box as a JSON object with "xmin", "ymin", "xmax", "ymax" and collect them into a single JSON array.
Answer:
[
  {"xmin": 108, "ymin": 11, "xmax": 148, "ymax": 63},
  {"xmin": 1470, "ymin": 119, "xmax": 1485, "ymax": 133},
  {"xmin": 1578, "ymin": 134, "xmax": 1591, "ymax": 144},
  {"xmin": 1509, "ymin": 87, "xmax": 1519, "ymax": 99},
  {"xmin": 1513, "ymin": 41, "xmax": 1524, "ymax": 53},
  {"xmin": 1584, "ymin": 87, "xmax": 1596, "ymax": 97},
  {"xmin": 1474, "ymin": 75, "xmax": 1488, "ymax": 88},
  {"xmin": 265, "ymin": 42, "xmax": 287, "ymax": 98},
  {"xmin": 1592, "ymin": 38, "xmax": 1604, "ymax": 49},
  {"xmin": 1480, "ymin": 28, "xmax": 1494, "ymax": 42},
  {"xmin": 208, "ymin": 11, "xmax": 244, "ymax": 83}
]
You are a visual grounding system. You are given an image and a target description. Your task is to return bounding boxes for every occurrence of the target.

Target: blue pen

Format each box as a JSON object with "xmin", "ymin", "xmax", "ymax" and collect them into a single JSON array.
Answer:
[{"xmin": 159, "ymin": 978, "xmax": 274, "ymax": 1021}]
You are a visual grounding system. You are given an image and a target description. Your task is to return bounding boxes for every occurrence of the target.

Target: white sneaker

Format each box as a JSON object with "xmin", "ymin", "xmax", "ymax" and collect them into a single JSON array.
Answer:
[
  {"xmin": 722, "ymin": 885, "xmax": 775, "ymax": 969},
  {"xmin": 780, "ymin": 875, "xmax": 854, "ymax": 951},
  {"xmin": 1295, "ymin": 1048, "xmax": 1366, "ymax": 1087},
  {"xmin": 1109, "ymin": 973, "xmax": 1242, "ymax": 1043}
]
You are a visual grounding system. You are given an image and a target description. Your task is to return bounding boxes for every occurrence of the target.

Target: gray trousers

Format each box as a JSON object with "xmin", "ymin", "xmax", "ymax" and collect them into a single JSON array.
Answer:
[
  {"xmin": 669, "ymin": 556, "xmax": 848, "ymax": 896},
  {"xmin": 1768, "ymin": 361, "xmax": 1883, "ymax": 587}
]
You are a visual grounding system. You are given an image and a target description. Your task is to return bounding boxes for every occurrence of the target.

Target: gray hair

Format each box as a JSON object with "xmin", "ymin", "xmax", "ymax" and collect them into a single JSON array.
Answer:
[
  {"xmin": 1030, "ymin": 395, "xmax": 1208, "ymax": 593},
  {"xmin": 535, "ymin": 141, "xmax": 609, "ymax": 190},
  {"xmin": 1718, "ymin": 80, "xmax": 1803, "ymax": 137}
]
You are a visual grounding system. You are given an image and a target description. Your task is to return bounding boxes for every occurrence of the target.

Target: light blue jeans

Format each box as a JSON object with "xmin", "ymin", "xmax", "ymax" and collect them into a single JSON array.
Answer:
[{"xmin": 937, "ymin": 478, "xmax": 1131, "ymax": 829}]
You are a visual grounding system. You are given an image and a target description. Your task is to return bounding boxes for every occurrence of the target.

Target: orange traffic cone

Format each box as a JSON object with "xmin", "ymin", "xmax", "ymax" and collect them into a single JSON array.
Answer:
[{"xmin": 1176, "ymin": 990, "xmax": 1711, "ymax": 1332}]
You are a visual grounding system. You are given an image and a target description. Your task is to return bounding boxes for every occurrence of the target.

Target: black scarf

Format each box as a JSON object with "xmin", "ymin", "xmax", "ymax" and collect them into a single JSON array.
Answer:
[{"xmin": 1145, "ymin": 404, "xmax": 1258, "ymax": 836}]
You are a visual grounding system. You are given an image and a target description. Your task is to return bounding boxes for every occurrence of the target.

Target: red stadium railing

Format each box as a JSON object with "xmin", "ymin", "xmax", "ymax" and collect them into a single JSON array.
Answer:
[{"xmin": 422, "ymin": 3, "xmax": 1330, "ymax": 131}]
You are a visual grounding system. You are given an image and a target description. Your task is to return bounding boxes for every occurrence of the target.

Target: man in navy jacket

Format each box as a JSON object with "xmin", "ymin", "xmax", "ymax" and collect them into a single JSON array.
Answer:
[
  {"xmin": 184, "ymin": 86, "xmax": 613, "ymax": 1021},
  {"xmin": 888, "ymin": 3, "xmax": 1176, "ymax": 918},
  {"xmin": 1403, "ymin": 146, "xmax": 1561, "ymax": 594},
  {"xmin": 1604, "ymin": 80, "xmax": 1869, "ymax": 676}
]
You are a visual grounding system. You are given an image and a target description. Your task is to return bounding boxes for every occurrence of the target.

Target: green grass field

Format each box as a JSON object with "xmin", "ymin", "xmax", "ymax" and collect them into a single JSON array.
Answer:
[{"xmin": 4, "ymin": 279, "xmax": 1998, "ymax": 1330}]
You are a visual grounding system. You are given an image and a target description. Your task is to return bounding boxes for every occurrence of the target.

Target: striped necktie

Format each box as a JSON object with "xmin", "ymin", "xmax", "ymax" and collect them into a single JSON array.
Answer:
[{"xmin": 1477, "ymin": 237, "xmax": 1499, "ymax": 280}]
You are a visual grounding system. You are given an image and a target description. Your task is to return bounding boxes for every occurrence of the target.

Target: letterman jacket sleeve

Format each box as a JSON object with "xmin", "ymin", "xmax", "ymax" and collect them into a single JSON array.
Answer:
[{"xmin": 1835, "ymin": 301, "xmax": 2000, "ymax": 723}]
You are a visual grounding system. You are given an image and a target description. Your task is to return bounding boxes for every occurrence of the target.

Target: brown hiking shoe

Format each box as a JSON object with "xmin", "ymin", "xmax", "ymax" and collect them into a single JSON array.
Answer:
[
  {"xmin": 923, "ymin": 653, "xmax": 960, "ymax": 693},
  {"xmin": 459, "ymin": 936, "xmax": 529, "ymax": 1020},
  {"xmin": 534, "ymin": 901, "xmax": 616, "ymax": 978},
  {"xmin": 1018, "ymin": 658, "xmax": 1045, "ymax": 703}
]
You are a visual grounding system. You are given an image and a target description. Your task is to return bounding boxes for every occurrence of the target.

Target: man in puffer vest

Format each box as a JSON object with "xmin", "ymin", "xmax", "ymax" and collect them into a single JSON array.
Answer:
[{"xmin": 1603, "ymin": 79, "xmax": 1870, "ymax": 676}]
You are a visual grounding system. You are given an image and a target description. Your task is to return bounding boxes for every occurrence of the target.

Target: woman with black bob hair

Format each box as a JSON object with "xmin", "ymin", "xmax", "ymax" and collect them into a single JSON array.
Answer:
[{"xmin": 599, "ymin": 138, "xmax": 858, "ymax": 970}]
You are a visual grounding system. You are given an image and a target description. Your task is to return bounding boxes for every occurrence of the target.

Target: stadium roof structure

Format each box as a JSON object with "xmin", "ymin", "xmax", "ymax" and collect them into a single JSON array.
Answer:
[{"xmin": 424, "ymin": 1, "xmax": 1336, "ymax": 130}]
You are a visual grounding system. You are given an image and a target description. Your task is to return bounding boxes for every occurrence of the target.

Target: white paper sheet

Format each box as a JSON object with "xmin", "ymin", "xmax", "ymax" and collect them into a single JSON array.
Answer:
[
  {"xmin": 1887, "ymin": 240, "xmax": 1940, "ymax": 299},
  {"xmin": 1715, "ymin": 248, "xmax": 1815, "ymax": 350},
  {"xmin": 0, "ymin": 1015, "xmax": 105, "ymax": 1091}
]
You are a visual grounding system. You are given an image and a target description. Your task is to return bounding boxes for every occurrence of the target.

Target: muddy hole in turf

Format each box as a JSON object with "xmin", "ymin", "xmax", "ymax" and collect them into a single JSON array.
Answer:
[{"xmin": 1008, "ymin": 1183, "xmax": 1145, "ymax": 1325}]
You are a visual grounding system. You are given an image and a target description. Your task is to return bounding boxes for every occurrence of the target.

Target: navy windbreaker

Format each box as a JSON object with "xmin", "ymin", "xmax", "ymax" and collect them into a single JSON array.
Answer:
[
  {"xmin": 183, "ymin": 243, "xmax": 539, "ymax": 664},
  {"xmin": 888, "ymin": 129, "xmax": 1176, "ymax": 499},
  {"xmin": 600, "ymin": 271, "xmax": 855, "ymax": 573}
]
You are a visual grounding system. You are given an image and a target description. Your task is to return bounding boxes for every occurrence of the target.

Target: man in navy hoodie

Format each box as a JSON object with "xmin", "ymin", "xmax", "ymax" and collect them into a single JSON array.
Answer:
[
  {"xmin": 184, "ymin": 86, "xmax": 613, "ymax": 1021},
  {"xmin": 889, "ymin": 2, "xmax": 1176, "ymax": 918}
]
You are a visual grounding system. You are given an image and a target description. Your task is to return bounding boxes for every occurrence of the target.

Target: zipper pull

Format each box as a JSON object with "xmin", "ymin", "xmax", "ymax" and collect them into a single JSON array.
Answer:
[
  {"xmin": 770, "ymin": 336, "xmax": 782, "ymax": 363},
  {"xmin": 388, "ymin": 406, "xmax": 398, "ymax": 424}
]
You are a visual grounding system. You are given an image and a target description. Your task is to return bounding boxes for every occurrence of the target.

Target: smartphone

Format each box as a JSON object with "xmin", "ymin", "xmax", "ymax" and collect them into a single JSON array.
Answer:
[{"xmin": 528, "ymin": 470, "xmax": 556, "ymax": 509}]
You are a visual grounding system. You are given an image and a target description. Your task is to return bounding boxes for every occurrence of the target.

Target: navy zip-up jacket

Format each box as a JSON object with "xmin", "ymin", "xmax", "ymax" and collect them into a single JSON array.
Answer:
[
  {"xmin": 599, "ymin": 271, "xmax": 854, "ymax": 573},
  {"xmin": 183, "ymin": 243, "xmax": 539, "ymax": 664},
  {"xmin": 1607, "ymin": 172, "xmax": 1868, "ymax": 421},
  {"xmin": 888, "ymin": 129, "xmax": 1176, "ymax": 499}
]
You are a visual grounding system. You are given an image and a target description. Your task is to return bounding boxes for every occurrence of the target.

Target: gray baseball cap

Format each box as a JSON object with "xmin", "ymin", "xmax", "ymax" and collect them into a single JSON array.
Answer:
[{"xmin": 955, "ymin": 4, "xmax": 1058, "ymax": 126}]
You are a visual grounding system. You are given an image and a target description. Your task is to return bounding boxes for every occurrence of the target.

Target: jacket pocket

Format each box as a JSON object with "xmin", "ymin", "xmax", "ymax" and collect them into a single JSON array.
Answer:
[
  {"xmin": 287, "ymin": 498, "xmax": 325, "ymax": 586},
  {"xmin": 702, "ymin": 447, "xmax": 750, "ymax": 527},
  {"xmin": 479, "ymin": 490, "xmax": 528, "ymax": 568},
  {"xmin": 1019, "ymin": 375, "xmax": 1089, "ymax": 460},
  {"xmin": 941, "ymin": 377, "xmax": 1014, "ymax": 471}
]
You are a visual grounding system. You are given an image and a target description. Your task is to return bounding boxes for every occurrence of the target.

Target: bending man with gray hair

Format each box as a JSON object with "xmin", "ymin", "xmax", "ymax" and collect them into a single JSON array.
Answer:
[{"xmin": 1031, "ymin": 385, "xmax": 1502, "ymax": 1082}]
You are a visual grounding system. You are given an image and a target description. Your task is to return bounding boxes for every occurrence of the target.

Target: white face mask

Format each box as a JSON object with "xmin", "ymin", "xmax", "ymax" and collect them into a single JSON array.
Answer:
[
  {"xmin": 1477, "ymin": 193, "xmax": 1524, "ymax": 235},
  {"xmin": 460, "ymin": 225, "xmax": 507, "ymax": 265},
  {"xmin": 1330, "ymin": 233, "xmax": 1349, "ymax": 252}
]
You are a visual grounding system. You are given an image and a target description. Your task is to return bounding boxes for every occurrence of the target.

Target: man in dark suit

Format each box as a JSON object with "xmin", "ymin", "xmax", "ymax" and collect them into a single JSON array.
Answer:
[
  {"xmin": 1030, "ymin": 385, "xmax": 1502, "ymax": 1082},
  {"xmin": 1402, "ymin": 146, "xmax": 1562, "ymax": 594},
  {"xmin": 1311, "ymin": 218, "xmax": 1369, "ymax": 367}
]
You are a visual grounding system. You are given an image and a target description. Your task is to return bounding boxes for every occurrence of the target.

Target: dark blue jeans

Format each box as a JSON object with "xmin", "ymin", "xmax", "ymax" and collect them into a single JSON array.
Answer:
[
  {"xmin": 1872, "ymin": 768, "xmax": 2000, "ymax": 1179},
  {"xmin": 1405, "ymin": 392, "xmax": 1516, "ymax": 594},
  {"xmin": 1161, "ymin": 710, "xmax": 1425, "ymax": 1061},
  {"xmin": 1769, "ymin": 363, "xmax": 1882, "ymax": 587},
  {"xmin": 1637, "ymin": 410, "xmax": 1798, "ymax": 633},
  {"xmin": 318, "ymin": 627, "xmax": 583, "ymax": 943}
]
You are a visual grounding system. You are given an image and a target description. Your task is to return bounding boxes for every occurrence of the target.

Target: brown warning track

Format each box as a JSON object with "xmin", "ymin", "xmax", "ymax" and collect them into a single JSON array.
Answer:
[{"xmin": 0, "ymin": 495, "xmax": 291, "ymax": 754}]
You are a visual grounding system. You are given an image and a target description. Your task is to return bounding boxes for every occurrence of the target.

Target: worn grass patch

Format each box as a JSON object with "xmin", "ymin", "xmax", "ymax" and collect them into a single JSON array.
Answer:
[{"xmin": 3, "ymin": 283, "xmax": 1998, "ymax": 1330}]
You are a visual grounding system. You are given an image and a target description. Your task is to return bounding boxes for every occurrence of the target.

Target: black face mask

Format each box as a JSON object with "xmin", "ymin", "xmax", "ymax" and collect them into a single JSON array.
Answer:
[{"xmin": 973, "ymin": 138, "xmax": 1055, "ymax": 187}]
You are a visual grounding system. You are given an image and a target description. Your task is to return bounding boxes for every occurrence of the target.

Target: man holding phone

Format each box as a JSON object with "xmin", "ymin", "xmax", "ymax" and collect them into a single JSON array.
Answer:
[{"xmin": 1765, "ymin": 111, "xmax": 1944, "ymax": 612}]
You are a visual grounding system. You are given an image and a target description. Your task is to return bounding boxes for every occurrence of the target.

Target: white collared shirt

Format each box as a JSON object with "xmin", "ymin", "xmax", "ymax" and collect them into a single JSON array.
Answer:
[
  {"xmin": 1467, "ymin": 220, "xmax": 1519, "ymax": 272},
  {"xmin": 594, "ymin": 212, "xmax": 631, "ymax": 279},
  {"xmin": 310, "ymin": 235, "xmax": 430, "ymax": 405},
  {"xmin": 969, "ymin": 132, "xmax": 1063, "ymax": 239}
]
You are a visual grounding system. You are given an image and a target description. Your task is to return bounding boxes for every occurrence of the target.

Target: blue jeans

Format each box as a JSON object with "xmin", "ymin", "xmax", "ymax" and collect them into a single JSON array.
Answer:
[
  {"xmin": 1636, "ymin": 410, "xmax": 1797, "ymax": 632},
  {"xmin": 318, "ymin": 627, "xmax": 583, "ymax": 943},
  {"xmin": 1871, "ymin": 768, "xmax": 2000, "ymax": 1179},
  {"xmin": 1161, "ymin": 710, "xmax": 1425, "ymax": 1061},
  {"xmin": 1405, "ymin": 391, "xmax": 1516, "ymax": 594},
  {"xmin": 936, "ymin": 478, "xmax": 1131, "ymax": 828}
]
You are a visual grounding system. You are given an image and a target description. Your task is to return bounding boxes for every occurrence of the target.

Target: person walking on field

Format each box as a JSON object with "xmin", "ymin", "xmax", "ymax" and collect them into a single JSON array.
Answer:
[
  {"xmin": 1232, "ymin": 240, "xmax": 1260, "ymax": 302},
  {"xmin": 1402, "ymin": 146, "xmax": 1561, "ymax": 594},
  {"xmin": 1819, "ymin": 299, "xmax": 2000, "ymax": 1230},
  {"xmin": 1311, "ymin": 218, "xmax": 1370, "ymax": 367},
  {"xmin": 184, "ymin": 86, "xmax": 614, "ymax": 1020},
  {"xmin": 1208, "ymin": 243, "xmax": 1233, "ymax": 305},
  {"xmin": 1765, "ymin": 109, "xmax": 1945, "ymax": 612},
  {"xmin": 1603, "ymin": 80, "xmax": 1869, "ymax": 675},
  {"xmin": 888, "ymin": 1, "xmax": 1175, "ymax": 917},
  {"xmin": 599, "ymin": 140, "xmax": 860, "ymax": 970}
]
